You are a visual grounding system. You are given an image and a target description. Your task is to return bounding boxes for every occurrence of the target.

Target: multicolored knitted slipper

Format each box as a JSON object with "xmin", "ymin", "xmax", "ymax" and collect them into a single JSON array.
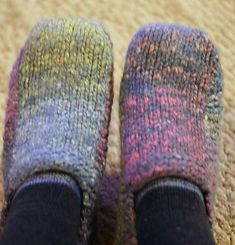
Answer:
[
  {"xmin": 118, "ymin": 24, "xmax": 223, "ymax": 244},
  {"xmin": 2, "ymin": 17, "xmax": 113, "ymax": 244}
]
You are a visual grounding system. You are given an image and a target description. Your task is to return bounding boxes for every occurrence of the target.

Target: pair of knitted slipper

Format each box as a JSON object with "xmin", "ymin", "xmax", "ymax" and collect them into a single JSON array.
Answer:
[{"xmin": 2, "ymin": 17, "xmax": 223, "ymax": 244}]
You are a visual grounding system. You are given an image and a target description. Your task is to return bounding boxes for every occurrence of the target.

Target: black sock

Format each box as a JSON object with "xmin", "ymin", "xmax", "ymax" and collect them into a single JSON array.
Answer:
[
  {"xmin": 135, "ymin": 185, "xmax": 216, "ymax": 245},
  {"xmin": 0, "ymin": 178, "xmax": 81, "ymax": 245}
]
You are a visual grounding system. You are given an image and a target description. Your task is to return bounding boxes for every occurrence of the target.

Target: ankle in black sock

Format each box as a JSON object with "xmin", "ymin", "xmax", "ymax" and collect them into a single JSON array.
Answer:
[
  {"xmin": 135, "ymin": 181, "xmax": 216, "ymax": 245},
  {"xmin": 1, "ymin": 175, "xmax": 82, "ymax": 245}
]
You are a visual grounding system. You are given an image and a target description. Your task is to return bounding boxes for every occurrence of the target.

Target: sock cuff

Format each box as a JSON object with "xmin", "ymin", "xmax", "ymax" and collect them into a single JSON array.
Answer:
[
  {"xmin": 136, "ymin": 177, "xmax": 205, "ymax": 208},
  {"xmin": 135, "ymin": 178, "xmax": 215, "ymax": 245},
  {"xmin": 13, "ymin": 172, "xmax": 81, "ymax": 203}
]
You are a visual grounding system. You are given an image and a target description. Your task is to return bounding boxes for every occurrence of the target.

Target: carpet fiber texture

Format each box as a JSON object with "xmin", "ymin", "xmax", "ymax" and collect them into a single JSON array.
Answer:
[{"xmin": 0, "ymin": 1, "xmax": 234, "ymax": 244}]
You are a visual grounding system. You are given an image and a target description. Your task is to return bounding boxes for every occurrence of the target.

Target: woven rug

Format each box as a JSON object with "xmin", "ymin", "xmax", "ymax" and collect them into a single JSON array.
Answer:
[{"xmin": 0, "ymin": 0, "xmax": 234, "ymax": 244}]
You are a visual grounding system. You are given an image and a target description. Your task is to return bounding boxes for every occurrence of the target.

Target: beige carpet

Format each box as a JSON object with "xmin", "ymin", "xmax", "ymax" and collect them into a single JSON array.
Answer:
[{"xmin": 0, "ymin": 0, "xmax": 234, "ymax": 244}]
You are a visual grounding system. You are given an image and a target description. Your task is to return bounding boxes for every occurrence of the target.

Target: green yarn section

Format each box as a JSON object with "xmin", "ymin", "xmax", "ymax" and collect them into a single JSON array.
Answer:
[{"xmin": 19, "ymin": 18, "xmax": 112, "ymax": 109}]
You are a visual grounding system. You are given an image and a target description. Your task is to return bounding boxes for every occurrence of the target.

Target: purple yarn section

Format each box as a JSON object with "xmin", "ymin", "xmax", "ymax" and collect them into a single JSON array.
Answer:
[
  {"xmin": 120, "ymin": 23, "xmax": 223, "ymax": 222},
  {"xmin": 3, "ymin": 47, "xmax": 25, "ymax": 184}
]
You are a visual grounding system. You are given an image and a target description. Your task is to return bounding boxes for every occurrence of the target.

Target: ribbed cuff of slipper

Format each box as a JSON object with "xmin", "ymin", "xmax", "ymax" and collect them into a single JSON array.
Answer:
[
  {"xmin": 136, "ymin": 178, "xmax": 205, "ymax": 207},
  {"xmin": 13, "ymin": 172, "xmax": 81, "ymax": 203}
]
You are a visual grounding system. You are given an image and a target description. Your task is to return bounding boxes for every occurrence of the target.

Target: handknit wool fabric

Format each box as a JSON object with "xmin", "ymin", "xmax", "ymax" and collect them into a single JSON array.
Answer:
[
  {"xmin": 118, "ymin": 24, "xmax": 223, "ymax": 244},
  {"xmin": 2, "ymin": 17, "xmax": 113, "ymax": 243}
]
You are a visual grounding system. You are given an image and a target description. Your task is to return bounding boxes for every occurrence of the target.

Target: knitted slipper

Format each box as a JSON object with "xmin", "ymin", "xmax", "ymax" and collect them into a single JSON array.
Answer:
[
  {"xmin": 118, "ymin": 24, "xmax": 223, "ymax": 244},
  {"xmin": 2, "ymin": 17, "xmax": 113, "ymax": 244}
]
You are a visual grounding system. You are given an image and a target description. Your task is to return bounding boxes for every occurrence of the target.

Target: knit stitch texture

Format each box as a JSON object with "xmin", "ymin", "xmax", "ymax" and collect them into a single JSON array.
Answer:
[
  {"xmin": 2, "ymin": 17, "xmax": 113, "ymax": 244},
  {"xmin": 119, "ymin": 23, "xmax": 223, "ymax": 244}
]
